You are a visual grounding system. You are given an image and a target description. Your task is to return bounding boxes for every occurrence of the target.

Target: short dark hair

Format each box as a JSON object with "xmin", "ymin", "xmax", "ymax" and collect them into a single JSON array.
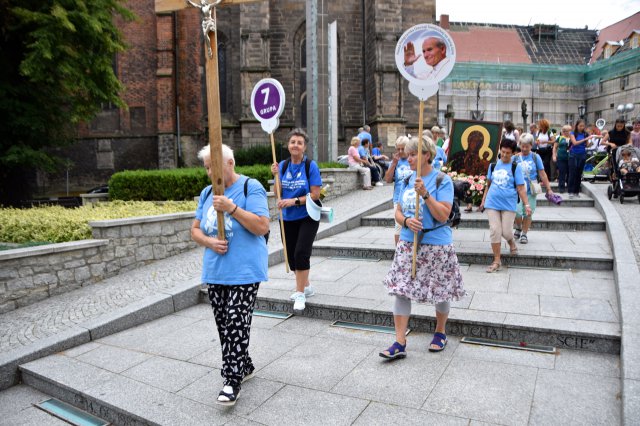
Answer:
[
  {"xmin": 287, "ymin": 128, "xmax": 309, "ymax": 145},
  {"xmin": 499, "ymin": 138, "xmax": 517, "ymax": 153}
]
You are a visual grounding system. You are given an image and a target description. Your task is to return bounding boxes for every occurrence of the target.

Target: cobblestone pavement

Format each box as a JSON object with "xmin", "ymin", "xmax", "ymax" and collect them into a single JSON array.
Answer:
[
  {"xmin": 0, "ymin": 250, "xmax": 202, "ymax": 354},
  {"xmin": 591, "ymin": 182, "xmax": 640, "ymax": 263}
]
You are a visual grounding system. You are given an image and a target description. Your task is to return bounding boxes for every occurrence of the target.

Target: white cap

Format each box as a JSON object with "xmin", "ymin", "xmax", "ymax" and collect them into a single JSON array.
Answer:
[{"xmin": 305, "ymin": 194, "xmax": 322, "ymax": 221}]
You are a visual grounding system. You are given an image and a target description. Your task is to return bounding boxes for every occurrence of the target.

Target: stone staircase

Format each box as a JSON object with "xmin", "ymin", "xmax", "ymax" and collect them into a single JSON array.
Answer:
[
  {"xmin": 251, "ymin": 192, "xmax": 620, "ymax": 354},
  {"xmin": 13, "ymin": 188, "xmax": 626, "ymax": 425}
]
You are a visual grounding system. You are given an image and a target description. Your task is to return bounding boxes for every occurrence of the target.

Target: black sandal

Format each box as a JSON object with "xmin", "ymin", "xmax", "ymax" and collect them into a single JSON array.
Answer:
[{"xmin": 217, "ymin": 385, "xmax": 240, "ymax": 406}]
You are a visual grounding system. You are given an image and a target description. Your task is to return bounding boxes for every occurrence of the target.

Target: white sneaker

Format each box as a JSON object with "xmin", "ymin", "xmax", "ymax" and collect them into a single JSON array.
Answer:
[
  {"xmin": 289, "ymin": 286, "xmax": 315, "ymax": 300},
  {"xmin": 375, "ymin": 181, "xmax": 384, "ymax": 186},
  {"xmin": 293, "ymin": 292, "xmax": 306, "ymax": 311}
]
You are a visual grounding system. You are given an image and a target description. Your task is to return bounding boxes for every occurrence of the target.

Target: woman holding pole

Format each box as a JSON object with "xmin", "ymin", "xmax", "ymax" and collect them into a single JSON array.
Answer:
[
  {"xmin": 191, "ymin": 144, "xmax": 269, "ymax": 405},
  {"xmin": 380, "ymin": 136, "xmax": 465, "ymax": 359},
  {"xmin": 271, "ymin": 128, "xmax": 322, "ymax": 312}
]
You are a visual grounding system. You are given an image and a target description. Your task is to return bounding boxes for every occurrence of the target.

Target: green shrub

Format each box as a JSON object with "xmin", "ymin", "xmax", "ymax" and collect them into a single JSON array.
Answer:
[
  {"xmin": 108, "ymin": 160, "xmax": 345, "ymax": 201},
  {"xmin": 109, "ymin": 168, "xmax": 208, "ymax": 201},
  {"xmin": 0, "ymin": 201, "xmax": 197, "ymax": 244},
  {"xmin": 318, "ymin": 161, "xmax": 347, "ymax": 169},
  {"xmin": 234, "ymin": 143, "xmax": 285, "ymax": 166},
  {"xmin": 109, "ymin": 166, "xmax": 275, "ymax": 201}
]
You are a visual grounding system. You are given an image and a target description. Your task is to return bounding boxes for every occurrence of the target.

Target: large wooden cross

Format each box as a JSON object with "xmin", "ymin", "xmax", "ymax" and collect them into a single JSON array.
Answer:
[{"xmin": 155, "ymin": 0, "xmax": 263, "ymax": 239}]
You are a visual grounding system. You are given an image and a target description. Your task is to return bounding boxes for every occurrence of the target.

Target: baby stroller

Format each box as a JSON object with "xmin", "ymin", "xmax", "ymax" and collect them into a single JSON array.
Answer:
[
  {"xmin": 607, "ymin": 145, "xmax": 640, "ymax": 204},
  {"xmin": 582, "ymin": 152, "xmax": 610, "ymax": 182}
]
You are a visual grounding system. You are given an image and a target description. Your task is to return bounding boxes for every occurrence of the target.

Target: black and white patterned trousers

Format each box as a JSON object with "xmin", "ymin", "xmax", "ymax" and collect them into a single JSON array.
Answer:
[{"xmin": 207, "ymin": 283, "xmax": 260, "ymax": 388}]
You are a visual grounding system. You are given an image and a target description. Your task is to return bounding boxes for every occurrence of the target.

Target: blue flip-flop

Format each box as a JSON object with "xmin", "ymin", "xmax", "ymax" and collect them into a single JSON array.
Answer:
[
  {"xmin": 429, "ymin": 332, "xmax": 448, "ymax": 352},
  {"xmin": 379, "ymin": 341, "xmax": 407, "ymax": 360}
]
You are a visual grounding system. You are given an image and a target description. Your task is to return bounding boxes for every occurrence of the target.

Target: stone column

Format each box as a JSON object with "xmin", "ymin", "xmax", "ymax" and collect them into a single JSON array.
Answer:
[
  {"xmin": 156, "ymin": 12, "xmax": 177, "ymax": 168},
  {"xmin": 239, "ymin": 3, "xmax": 271, "ymax": 148},
  {"xmin": 306, "ymin": 0, "xmax": 329, "ymax": 162}
]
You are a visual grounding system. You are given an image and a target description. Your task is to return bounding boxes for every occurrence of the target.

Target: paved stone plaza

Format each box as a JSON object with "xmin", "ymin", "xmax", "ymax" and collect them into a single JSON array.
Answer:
[{"xmin": 0, "ymin": 182, "xmax": 638, "ymax": 425}]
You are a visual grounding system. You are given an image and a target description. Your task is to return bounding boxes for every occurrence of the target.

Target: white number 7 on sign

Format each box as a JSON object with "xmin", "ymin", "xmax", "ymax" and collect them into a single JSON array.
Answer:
[{"xmin": 261, "ymin": 87, "xmax": 270, "ymax": 105}]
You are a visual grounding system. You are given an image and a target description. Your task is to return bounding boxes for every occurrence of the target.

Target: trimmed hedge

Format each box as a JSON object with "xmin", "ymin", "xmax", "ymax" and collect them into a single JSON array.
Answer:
[
  {"xmin": 234, "ymin": 143, "xmax": 285, "ymax": 166},
  {"xmin": 0, "ymin": 201, "xmax": 197, "ymax": 244},
  {"xmin": 109, "ymin": 165, "xmax": 272, "ymax": 201},
  {"xmin": 108, "ymin": 161, "xmax": 345, "ymax": 201}
]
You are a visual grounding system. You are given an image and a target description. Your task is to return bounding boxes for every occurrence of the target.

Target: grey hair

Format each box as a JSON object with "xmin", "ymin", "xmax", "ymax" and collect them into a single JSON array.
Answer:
[
  {"xmin": 405, "ymin": 135, "xmax": 437, "ymax": 164},
  {"xmin": 395, "ymin": 135, "xmax": 410, "ymax": 147},
  {"xmin": 286, "ymin": 128, "xmax": 309, "ymax": 145},
  {"xmin": 519, "ymin": 133, "xmax": 534, "ymax": 146},
  {"xmin": 197, "ymin": 144, "xmax": 235, "ymax": 165},
  {"xmin": 422, "ymin": 129, "xmax": 434, "ymax": 140},
  {"xmin": 425, "ymin": 36, "xmax": 446, "ymax": 50}
]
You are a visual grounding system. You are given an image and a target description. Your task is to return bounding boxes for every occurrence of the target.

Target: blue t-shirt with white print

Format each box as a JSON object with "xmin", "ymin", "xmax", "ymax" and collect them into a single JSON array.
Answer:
[
  {"xmin": 393, "ymin": 157, "xmax": 412, "ymax": 203},
  {"xmin": 279, "ymin": 157, "xmax": 322, "ymax": 221},
  {"xmin": 484, "ymin": 161, "xmax": 525, "ymax": 212},
  {"xmin": 399, "ymin": 169, "xmax": 454, "ymax": 245},
  {"xmin": 433, "ymin": 146, "xmax": 448, "ymax": 170},
  {"xmin": 514, "ymin": 152, "xmax": 544, "ymax": 194},
  {"xmin": 195, "ymin": 177, "xmax": 269, "ymax": 285}
]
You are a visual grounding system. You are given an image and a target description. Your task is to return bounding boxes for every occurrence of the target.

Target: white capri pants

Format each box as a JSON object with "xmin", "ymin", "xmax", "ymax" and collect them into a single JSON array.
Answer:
[
  {"xmin": 486, "ymin": 208, "xmax": 516, "ymax": 244},
  {"xmin": 394, "ymin": 203, "xmax": 402, "ymax": 235},
  {"xmin": 349, "ymin": 164, "xmax": 371, "ymax": 187}
]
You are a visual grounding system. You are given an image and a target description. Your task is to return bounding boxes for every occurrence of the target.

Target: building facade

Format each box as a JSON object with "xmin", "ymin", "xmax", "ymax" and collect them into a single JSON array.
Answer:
[{"xmin": 40, "ymin": 4, "xmax": 639, "ymax": 195}]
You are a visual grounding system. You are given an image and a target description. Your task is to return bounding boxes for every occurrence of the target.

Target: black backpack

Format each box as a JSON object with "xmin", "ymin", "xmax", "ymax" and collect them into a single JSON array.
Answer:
[
  {"xmin": 403, "ymin": 172, "xmax": 461, "ymax": 231},
  {"xmin": 202, "ymin": 176, "xmax": 270, "ymax": 243}
]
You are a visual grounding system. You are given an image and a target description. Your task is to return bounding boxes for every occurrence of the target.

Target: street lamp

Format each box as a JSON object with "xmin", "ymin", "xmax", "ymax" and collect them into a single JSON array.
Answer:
[
  {"xmin": 616, "ymin": 103, "xmax": 635, "ymax": 123},
  {"xmin": 521, "ymin": 100, "xmax": 528, "ymax": 129},
  {"xmin": 578, "ymin": 104, "xmax": 586, "ymax": 120}
]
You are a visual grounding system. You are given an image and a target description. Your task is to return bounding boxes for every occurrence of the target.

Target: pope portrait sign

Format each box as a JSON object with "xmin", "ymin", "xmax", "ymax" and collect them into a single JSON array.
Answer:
[{"xmin": 395, "ymin": 23, "xmax": 456, "ymax": 100}]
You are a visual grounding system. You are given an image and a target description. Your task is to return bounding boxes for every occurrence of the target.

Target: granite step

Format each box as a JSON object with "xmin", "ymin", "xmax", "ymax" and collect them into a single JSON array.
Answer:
[
  {"xmin": 20, "ymin": 353, "xmax": 233, "ymax": 426},
  {"xmin": 196, "ymin": 255, "xmax": 620, "ymax": 354},
  {"xmin": 15, "ymin": 304, "xmax": 624, "ymax": 426},
  {"xmin": 362, "ymin": 206, "xmax": 606, "ymax": 231},
  {"xmin": 311, "ymin": 227, "xmax": 613, "ymax": 271}
]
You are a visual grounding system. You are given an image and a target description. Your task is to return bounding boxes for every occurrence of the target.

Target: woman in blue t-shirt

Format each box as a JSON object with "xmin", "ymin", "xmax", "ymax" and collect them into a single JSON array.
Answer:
[
  {"xmin": 192, "ymin": 144, "xmax": 270, "ymax": 406},
  {"xmin": 513, "ymin": 133, "xmax": 554, "ymax": 245},
  {"xmin": 479, "ymin": 139, "xmax": 530, "ymax": 273},
  {"xmin": 568, "ymin": 120, "xmax": 596, "ymax": 198},
  {"xmin": 380, "ymin": 136, "xmax": 465, "ymax": 359},
  {"xmin": 271, "ymin": 128, "xmax": 322, "ymax": 312},
  {"xmin": 384, "ymin": 135, "xmax": 412, "ymax": 245}
]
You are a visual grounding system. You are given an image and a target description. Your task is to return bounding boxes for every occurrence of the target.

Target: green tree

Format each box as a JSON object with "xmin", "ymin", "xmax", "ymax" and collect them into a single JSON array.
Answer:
[{"xmin": 0, "ymin": 0, "xmax": 134, "ymax": 205}]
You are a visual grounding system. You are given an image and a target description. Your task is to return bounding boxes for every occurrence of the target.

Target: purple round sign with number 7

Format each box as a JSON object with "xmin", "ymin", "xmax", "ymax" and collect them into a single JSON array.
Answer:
[{"xmin": 250, "ymin": 78, "xmax": 285, "ymax": 134}]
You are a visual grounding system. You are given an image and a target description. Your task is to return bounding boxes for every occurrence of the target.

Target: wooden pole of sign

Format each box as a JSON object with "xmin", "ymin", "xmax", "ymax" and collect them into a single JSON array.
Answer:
[
  {"xmin": 270, "ymin": 133, "xmax": 290, "ymax": 273},
  {"xmin": 155, "ymin": 0, "xmax": 266, "ymax": 239},
  {"xmin": 204, "ymin": 7, "xmax": 226, "ymax": 240},
  {"xmin": 411, "ymin": 100, "xmax": 425, "ymax": 278}
]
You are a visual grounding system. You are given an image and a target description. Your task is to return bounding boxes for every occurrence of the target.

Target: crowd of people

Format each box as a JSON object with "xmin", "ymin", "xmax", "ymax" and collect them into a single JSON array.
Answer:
[{"xmin": 189, "ymin": 117, "xmax": 638, "ymax": 406}]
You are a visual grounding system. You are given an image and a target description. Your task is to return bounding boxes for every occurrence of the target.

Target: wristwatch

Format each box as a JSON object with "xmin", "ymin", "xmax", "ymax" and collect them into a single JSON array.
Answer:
[
  {"xmin": 422, "ymin": 191, "xmax": 431, "ymax": 201},
  {"xmin": 295, "ymin": 197, "xmax": 301, "ymax": 206}
]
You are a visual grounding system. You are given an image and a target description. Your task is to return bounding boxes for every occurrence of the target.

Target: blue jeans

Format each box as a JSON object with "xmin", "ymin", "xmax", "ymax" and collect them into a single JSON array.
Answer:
[
  {"xmin": 568, "ymin": 153, "xmax": 586, "ymax": 194},
  {"xmin": 556, "ymin": 158, "xmax": 568, "ymax": 192}
]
